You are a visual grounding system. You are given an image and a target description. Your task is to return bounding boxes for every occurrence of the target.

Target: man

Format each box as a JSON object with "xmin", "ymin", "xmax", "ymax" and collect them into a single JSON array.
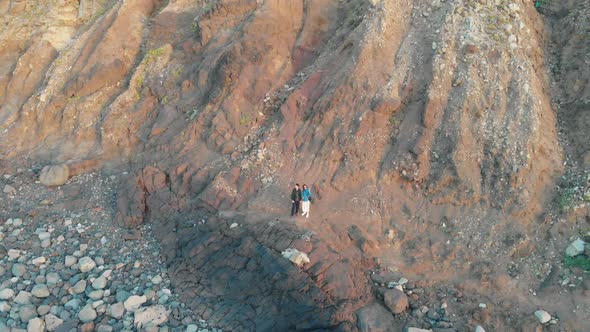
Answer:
[{"xmin": 290, "ymin": 183, "xmax": 302, "ymax": 216}]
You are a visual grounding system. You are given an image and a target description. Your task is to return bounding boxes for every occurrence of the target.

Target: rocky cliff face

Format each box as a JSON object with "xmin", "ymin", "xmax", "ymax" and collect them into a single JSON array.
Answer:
[{"xmin": 1, "ymin": 0, "xmax": 589, "ymax": 331}]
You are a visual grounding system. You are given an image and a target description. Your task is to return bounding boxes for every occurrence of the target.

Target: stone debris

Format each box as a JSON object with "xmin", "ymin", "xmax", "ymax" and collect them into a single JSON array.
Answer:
[{"xmin": 0, "ymin": 173, "xmax": 215, "ymax": 331}]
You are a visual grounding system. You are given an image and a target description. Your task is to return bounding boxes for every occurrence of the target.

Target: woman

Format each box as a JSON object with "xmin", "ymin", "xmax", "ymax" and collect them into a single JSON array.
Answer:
[{"xmin": 301, "ymin": 184, "xmax": 312, "ymax": 218}]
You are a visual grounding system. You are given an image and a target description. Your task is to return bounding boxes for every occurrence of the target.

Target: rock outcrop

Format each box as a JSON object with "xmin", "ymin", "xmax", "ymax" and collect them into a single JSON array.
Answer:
[{"xmin": 1, "ymin": 0, "xmax": 589, "ymax": 331}]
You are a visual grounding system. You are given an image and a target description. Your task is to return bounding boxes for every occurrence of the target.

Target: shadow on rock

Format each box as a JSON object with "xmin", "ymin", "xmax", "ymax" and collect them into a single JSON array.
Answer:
[{"xmin": 151, "ymin": 214, "xmax": 376, "ymax": 331}]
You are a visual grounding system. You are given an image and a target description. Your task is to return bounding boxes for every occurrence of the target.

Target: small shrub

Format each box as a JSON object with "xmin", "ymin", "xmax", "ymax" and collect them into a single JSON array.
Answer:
[
  {"xmin": 172, "ymin": 68, "xmax": 183, "ymax": 80},
  {"xmin": 389, "ymin": 114, "xmax": 400, "ymax": 126},
  {"xmin": 136, "ymin": 74, "xmax": 144, "ymax": 89},
  {"xmin": 203, "ymin": 2, "xmax": 216, "ymax": 14},
  {"xmin": 146, "ymin": 47, "xmax": 166, "ymax": 63},
  {"xmin": 191, "ymin": 21, "xmax": 199, "ymax": 34},
  {"xmin": 239, "ymin": 114, "xmax": 251, "ymax": 126},
  {"xmin": 535, "ymin": 0, "xmax": 547, "ymax": 8}
]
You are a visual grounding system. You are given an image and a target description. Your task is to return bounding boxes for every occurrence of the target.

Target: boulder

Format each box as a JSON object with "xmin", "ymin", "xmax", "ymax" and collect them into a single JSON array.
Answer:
[
  {"xmin": 31, "ymin": 284, "xmax": 50, "ymax": 298},
  {"xmin": 383, "ymin": 289, "xmax": 409, "ymax": 314},
  {"xmin": 72, "ymin": 280, "xmax": 87, "ymax": 294},
  {"xmin": 64, "ymin": 255, "xmax": 77, "ymax": 267},
  {"xmin": 45, "ymin": 313, "xmax": 63, "ymax": 331},
  {"xmin": 32, "ymin": 256, "xmax": 47, "ymax": 265},
  {"xmin": 79, "ymin": 304, "xmax": 97, "ymax": 323},
  {"xmin": 0, "ymin": 288, "xmax": 15, "ymax": 300},
  {"xmin": 39, "ymin": 164, "xmax": 70, "ymax": 187},
  {"xmin": 14, "ymin": 291, "xmax": 32, "ymax": 305},
  {"xmin": 565, "ymin": 239, "xmax": 585, "ymax": 257},
  {"xmin": 356, "ymin": 303, "xmax": 395, "ymax": 332},
  {"xmin": 12, "ymin": 263, "xmax": 26, "ymax": 277},
  {"xmin": 281, "ymin": 248, "xmax": 310, "ymax": 266},
  {"xmin": 134, "ymin": 305, "xmax": 168, "ymax": 328},
  {"xmin": 124, "ymin": 295, "xmax": 147, "ymax": 312},
  {"xmin": 107, "ymin": 302, "xmax": 125, "ymax": 319},
  {"xmin": 92, "ymin": 276, "xmax": 107, "ymax": 289},
  {"xmin": 88, "ymin": 290, "xmax": 104, "ymax": 300},
  {"xmin": 19, "ymin": 304, "xmax": 38, "ymax": 322},
  {"xmin": 78, "ymin": 257, "xmax": 96, "ymax": 272},
  {"xmin": 0, "ymin": 301, "xmax": 11, "ymax": 312},
  {"xmin": 46, "ymin": 272, "xmax": 60, "ymax": 286},
  {"xmin": 27, "ymin": 317, "xmax": 45, "ymax": 332},
  {"xmin": 534, "ymin": 310, "xmax": 551, "ymax": 323}
]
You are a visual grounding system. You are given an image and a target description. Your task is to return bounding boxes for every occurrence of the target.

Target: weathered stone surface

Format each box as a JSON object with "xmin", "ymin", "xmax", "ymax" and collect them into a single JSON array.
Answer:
[
  {"xmin": 356, "ymin": 303, "xmax": 395, "ymax": 332},
  {"xmin": 162, "ymin": 218, "xmax": 372, "ymax": 331},
  {"xmin": 114, "ymin": 175, "xmax": 147, "ymax": 227}
]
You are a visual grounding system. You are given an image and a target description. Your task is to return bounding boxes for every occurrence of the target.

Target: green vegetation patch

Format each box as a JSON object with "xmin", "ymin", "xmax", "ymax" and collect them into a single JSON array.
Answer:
[
  {"xmin": 239, "ymin": 114, "xmax": 252, "ymax": 126},
  {"xmin": 564, "ymin": 255, "xmax": 590, "ymax": 272},
  {"xmin": 146, "ymin": 47, "xmax": 166, "ymax": 63},
  {"xmin": 558, "ymin": 187, "xmax": 577, "ymax": 212}
]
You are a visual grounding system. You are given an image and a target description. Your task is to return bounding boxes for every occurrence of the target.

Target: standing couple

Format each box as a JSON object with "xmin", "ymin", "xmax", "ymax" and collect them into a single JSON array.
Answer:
[{"xmin": 290, "ymin": 183, "xmax": 312, "ymax": 218}]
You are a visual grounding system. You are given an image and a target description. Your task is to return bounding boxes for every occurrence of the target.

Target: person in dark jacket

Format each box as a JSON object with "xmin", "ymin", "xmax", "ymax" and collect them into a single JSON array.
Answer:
[{"xmin": 290, "ymin": 183, "xmax": 302, "ymax": 216}]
